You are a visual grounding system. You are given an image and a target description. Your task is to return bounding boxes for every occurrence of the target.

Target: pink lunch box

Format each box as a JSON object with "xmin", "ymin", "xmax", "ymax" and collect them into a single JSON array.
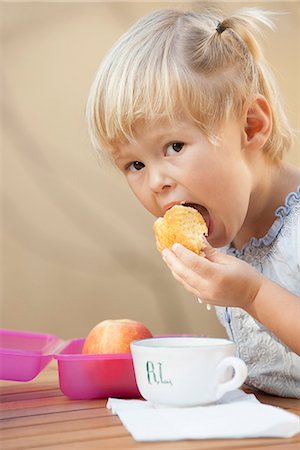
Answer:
[{"xmin": 0, "ymin": 328, "xmax": 140, "ymax": 400}]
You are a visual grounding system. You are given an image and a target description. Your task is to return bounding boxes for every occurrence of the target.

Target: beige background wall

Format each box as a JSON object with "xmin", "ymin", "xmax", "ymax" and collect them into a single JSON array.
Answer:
[{"xmin": 1, "ymin": 1, "xmax": 299, "ymax": 340}]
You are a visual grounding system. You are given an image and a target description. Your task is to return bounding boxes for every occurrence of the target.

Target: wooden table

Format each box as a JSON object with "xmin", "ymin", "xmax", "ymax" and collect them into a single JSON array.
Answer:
[{"xmin": 1, "ymin": 361, "xmax": 300, "ymax": 450}]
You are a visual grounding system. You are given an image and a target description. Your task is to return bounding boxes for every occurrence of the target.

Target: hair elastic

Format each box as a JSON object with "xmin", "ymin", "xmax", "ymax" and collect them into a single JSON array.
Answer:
[{"xmin": 216, "ymin": 22, "xmax": 227, "ymax": 34}]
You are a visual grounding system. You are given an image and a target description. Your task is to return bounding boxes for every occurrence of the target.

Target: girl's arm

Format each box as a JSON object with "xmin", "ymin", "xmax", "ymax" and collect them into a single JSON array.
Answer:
[
  {"xmin": 162, "ymin": 242, "xmax": 300, "ymax": 355},
  {"xmin": 244, "ymin": 277, "xmax": 300, "ymax": 355}
]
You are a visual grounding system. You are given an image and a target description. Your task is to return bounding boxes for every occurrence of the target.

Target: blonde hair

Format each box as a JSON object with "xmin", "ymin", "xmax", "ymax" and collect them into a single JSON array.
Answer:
[{"xmin": 87, "ymin": 8, "xmax": 292, "ymax": 161}]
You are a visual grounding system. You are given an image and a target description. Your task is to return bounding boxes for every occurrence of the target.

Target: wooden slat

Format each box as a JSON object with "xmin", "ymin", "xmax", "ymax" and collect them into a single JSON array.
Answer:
[
  {"xmin": 254, "ymin": 394, "xmax": 300, "ymax": 411},
  {"xmin": 1, "ymin": 425, "xmax": 129, "ymax": 450},
  {"xmin": 1, "ymin": 394, "xmax": 103, "ymax": 412},
  {"xmin": 1, "ymin": 388, "xmax": 63, "ymax": 403},
  {"xmin": 6, "ymin": 435, "xmax": 299, "ymax": 450},
  {"xmin": 243, "ymin": 446, "xmax": 300, "ymax": 450},
  {"xmin": 1, "ymin": 399, "xmax": 106, "ymax": 420},
  {"xmin": 1, "ymin": 415, "xmax": 121, "ymax": 439},
  {"xmin": 0, "ymin": 407, "xmax": 108, "ymax": 430},
  {"xmin": 0, "ymin": 383, "xmax": 58, "ymax": 396}
]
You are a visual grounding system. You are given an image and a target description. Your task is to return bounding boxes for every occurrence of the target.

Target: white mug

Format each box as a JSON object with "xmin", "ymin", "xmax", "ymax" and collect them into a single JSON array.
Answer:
[{"xmin": 130, "ymin": 337, "xmax": 247, "ymax": 407}]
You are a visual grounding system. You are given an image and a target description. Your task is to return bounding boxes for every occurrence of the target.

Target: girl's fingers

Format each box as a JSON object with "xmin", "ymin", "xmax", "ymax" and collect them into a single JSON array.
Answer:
[
  {"xmin": 201, "ymin": 238, "xmax": 220, "ymax": 262},
  {"xmin": 172, "ymin": 241, "xmax": 227, "ymax": 268},
  {"xmin": 170, "ymin": 270, "xmax": 201, "ymax": 298},
  {"xmin": 162, "ymin": 247, "xmax": 199, "ymax": 283},
  {"xmin": 169, "ymin": 243, "xmax": 210, "ymax": 274},
  {"xmin": 162, "ymin": 246, "xmax": 208, "ymax": 294}
]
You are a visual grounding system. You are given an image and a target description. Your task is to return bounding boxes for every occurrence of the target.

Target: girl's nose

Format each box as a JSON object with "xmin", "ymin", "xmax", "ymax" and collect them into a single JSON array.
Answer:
[{"xmin": 148, "ymin": 167, "xmax": 174, "ymax": 193}]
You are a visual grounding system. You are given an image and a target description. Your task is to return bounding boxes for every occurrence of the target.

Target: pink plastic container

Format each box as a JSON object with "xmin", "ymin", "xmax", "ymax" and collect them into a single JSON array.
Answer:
[
  {"xmin": 0, "ymin": 329, "xmax": 140, "ymax": 399},
  {"xmin": 54, "ymin": 338, "xmax": 140, "ymax": 399},
  {"xmin": 0, "ymin": 329, "xmax": 64, "ymax": 382}
]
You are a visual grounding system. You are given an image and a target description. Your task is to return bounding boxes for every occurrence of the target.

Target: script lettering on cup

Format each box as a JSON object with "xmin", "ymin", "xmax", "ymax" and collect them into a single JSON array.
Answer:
[{"xmin": 146, "ymin": 361, "xmax": 173, "ymax": 385}]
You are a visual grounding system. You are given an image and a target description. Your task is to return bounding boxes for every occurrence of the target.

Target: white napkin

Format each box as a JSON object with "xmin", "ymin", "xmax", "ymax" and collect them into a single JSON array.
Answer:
[{"xmin": 107, "ymin": 390, "xmax": 300, "ymax": 441}]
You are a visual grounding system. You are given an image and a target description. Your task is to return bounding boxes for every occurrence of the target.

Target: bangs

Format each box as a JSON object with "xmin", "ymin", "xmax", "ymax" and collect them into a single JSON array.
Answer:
[
  {"xmin": 87, "ymin": 52, "xmax": 238, "ymax": 152},
  {"xmin": 86, "ymin": 11, "xmax": 240, "ymax": 153}
]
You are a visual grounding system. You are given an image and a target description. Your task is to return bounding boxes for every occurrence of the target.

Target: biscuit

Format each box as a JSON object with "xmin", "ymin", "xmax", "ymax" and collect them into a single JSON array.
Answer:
[{"xmin": 153, "ymin": 204, "xmax": 208, "ymax": 255}]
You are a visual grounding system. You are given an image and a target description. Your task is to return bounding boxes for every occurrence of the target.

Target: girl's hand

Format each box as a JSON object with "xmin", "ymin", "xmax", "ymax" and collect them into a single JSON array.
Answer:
[
  {"xmin": 162, "ymin": 240, "xmax": 300, "ymax": 354},
  {"xmin": 161, "ymin": 240, "xmax": 263, "ymax": 310}
]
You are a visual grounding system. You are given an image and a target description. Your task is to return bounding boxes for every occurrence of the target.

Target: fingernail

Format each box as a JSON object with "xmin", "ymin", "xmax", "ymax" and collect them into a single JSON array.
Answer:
[{"xmin": 172, "ymin": 243, "xmax": 181, "ymax": 252}]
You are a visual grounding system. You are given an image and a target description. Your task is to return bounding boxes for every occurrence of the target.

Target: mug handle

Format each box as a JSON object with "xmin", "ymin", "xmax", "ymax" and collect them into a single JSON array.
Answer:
[{"xmin": 215, "ymin": 356, "xmax": 248, "ymax": 399}]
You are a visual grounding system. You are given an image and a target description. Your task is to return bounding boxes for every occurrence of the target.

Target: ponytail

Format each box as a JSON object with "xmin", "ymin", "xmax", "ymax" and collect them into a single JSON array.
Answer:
[{"xmin": 209, "ymin": 9, "xmax": 292, "ymax": 159}]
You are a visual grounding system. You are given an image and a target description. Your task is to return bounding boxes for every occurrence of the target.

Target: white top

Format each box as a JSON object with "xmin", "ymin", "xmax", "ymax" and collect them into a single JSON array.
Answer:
[{"xmin": 216, "ymin": 186, "xmax": 300, "ymax": 398}]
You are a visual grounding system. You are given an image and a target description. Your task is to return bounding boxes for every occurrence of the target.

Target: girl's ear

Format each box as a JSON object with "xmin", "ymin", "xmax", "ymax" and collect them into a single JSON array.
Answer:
[{"xmin": 242, "ymin": 95, "xmax": 272, "ymax": 151}]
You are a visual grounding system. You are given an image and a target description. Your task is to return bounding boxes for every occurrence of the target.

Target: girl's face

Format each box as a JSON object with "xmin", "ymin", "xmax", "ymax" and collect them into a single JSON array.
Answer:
[{"xmin": 113, "ymin": 118, "xmax": 253, "ymax": 247}]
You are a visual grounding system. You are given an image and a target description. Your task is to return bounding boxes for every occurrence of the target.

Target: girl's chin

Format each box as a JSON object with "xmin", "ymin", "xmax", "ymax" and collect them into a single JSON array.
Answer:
[{"xmin": 207, "ymin": 229, "xmax": 232, "ymax": 249}]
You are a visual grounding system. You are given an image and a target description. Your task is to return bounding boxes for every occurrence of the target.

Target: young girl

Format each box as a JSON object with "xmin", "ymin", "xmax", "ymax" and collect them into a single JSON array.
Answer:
[{"xmin": 86, "ymin": 8, "xmax": 300, "ymax": 398}]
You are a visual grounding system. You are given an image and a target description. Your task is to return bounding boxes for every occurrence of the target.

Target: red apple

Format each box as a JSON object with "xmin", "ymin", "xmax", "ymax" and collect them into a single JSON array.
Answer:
[{"xmin": 82, "ymin": 319, "xmax": 153, "ymax": 354}]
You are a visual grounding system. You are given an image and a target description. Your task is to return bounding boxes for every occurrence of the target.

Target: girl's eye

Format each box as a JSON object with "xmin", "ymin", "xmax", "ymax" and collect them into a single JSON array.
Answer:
[
  {"xmin": 166, "ymin": 142, "xmax": 184, "ymax": 155},
  {"xmin": 127, "ymin": 161, "xmax": 145, "ymax": 172}
]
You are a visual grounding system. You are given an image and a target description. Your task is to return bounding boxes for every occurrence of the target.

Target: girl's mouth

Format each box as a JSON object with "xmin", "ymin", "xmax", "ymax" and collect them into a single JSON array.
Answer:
[{"xmin": 182, "ymin": 202, "xmax": 211, "ymax": 235}]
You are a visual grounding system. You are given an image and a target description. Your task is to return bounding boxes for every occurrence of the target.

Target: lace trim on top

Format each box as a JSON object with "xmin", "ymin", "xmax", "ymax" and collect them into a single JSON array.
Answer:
[{"xmin": 227, "ymin": 186, "xmax": 300, "ymax": 258}]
